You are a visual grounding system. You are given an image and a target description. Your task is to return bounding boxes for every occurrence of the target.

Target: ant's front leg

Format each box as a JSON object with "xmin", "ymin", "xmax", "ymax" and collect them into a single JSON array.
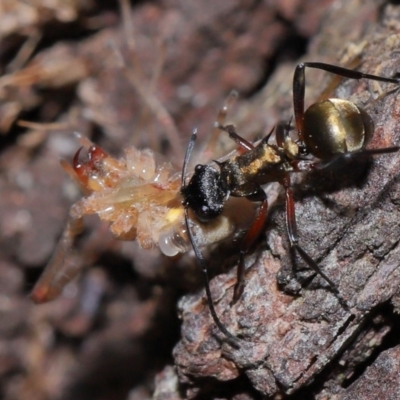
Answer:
[{"xmin": 280, "ymin": 174, "xmax": 347, "ymax": 306}]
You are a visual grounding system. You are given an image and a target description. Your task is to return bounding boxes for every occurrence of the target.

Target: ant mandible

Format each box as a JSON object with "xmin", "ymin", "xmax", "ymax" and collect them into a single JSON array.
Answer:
[{"xmin": 181, "ymin": 62, "xmax": 400, "ymax": 345}]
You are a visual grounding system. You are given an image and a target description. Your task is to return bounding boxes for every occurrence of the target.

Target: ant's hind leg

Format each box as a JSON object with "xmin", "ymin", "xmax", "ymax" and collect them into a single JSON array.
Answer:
[
  {"xmin": 293, "ymin": 62, "xmax": 400, "ymax": 141},
  {"xmin": 31, "ymin": 214, "xmax": 84, "ymax": 303},
  {"xmin": 280, "ymin": 174, "xmax": 348, "ymax": 306}
]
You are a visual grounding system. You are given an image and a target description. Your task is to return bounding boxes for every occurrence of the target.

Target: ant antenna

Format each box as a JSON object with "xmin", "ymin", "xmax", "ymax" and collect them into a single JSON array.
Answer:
[
  {"xmin": 181, "ymin": 129, "xmax": 197, "ymax": 187},
  {"xmin": 181, "ymin": 129, "xmax": 240, "ymax": 347},
  {"xmin": 264, "ymin": 125, "xmax": 275, "ymax": 143}
]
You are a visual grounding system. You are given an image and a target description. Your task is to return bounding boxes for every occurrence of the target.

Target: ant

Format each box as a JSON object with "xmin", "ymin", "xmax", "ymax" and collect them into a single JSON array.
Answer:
[
  {"xmin": 29, "ymin": 9, "xmax": 258, "ymax": 305},
  {"xmin": 181, "ymin": 62, "xmax": 400, "ymax": 345},
  {"xmin": 30, "ymin": 128, "xmax": 258, "ymax": 304}
]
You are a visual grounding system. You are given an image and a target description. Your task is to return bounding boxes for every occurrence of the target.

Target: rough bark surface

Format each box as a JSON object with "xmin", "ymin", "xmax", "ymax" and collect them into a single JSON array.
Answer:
[{"xmin": 173, "ymin": 1, "xmax": 400, "ymax": 399}]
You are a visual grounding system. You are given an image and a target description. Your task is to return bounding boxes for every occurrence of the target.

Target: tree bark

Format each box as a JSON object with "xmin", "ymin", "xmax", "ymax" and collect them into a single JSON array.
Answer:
[{"xmin": 173, "ymin": 1, "xmax": 400, "ymax": 398}]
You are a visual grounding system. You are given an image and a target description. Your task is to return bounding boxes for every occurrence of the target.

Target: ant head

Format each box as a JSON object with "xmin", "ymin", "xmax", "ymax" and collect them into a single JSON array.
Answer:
[{"xmin": 182, "ymin": 164, "xmax": 227, "ymax": 223}]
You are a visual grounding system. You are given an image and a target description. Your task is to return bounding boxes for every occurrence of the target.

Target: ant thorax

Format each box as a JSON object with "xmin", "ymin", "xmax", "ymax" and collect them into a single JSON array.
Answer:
[{"xmin": 219, "ymin": 139, "xmax": 290, "ymax": 196}]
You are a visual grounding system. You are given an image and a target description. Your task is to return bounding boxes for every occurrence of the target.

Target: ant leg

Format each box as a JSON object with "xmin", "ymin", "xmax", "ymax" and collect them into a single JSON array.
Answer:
[
  {"xmin": 291, "ymin": 145, "xmax": 400, "ymax": 172},
  {"xmin": 31, "ymin": 215, "xmax": 84, "ymax": 303},
  {"xmin": 232, "ymin": 189, "xmax": 268, "ymax": 304},
  {"xmin": 200, "ymin": 91, "xmax": 240, "ymax": 161},
  {"xmin": 316, "ymin": 146, "xmax": 400, "ymax": 170},
  {"xmin": 293, "ymin": 62, "xmax": 400, "ymax": 140},
  {"xmin": 218, "ymin": 124, "xmax": 254, "ymax": 152},
  {"xmin": 280, "ymin": 174, "xmax": 347, "ymax": 303},
  {"xmin": 215, "ymin": 91, "xmax": 239, "ymax": 129},
  {"xmin": 184, "ymin": 210, "xmax": 240, "ymax": 347}
]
